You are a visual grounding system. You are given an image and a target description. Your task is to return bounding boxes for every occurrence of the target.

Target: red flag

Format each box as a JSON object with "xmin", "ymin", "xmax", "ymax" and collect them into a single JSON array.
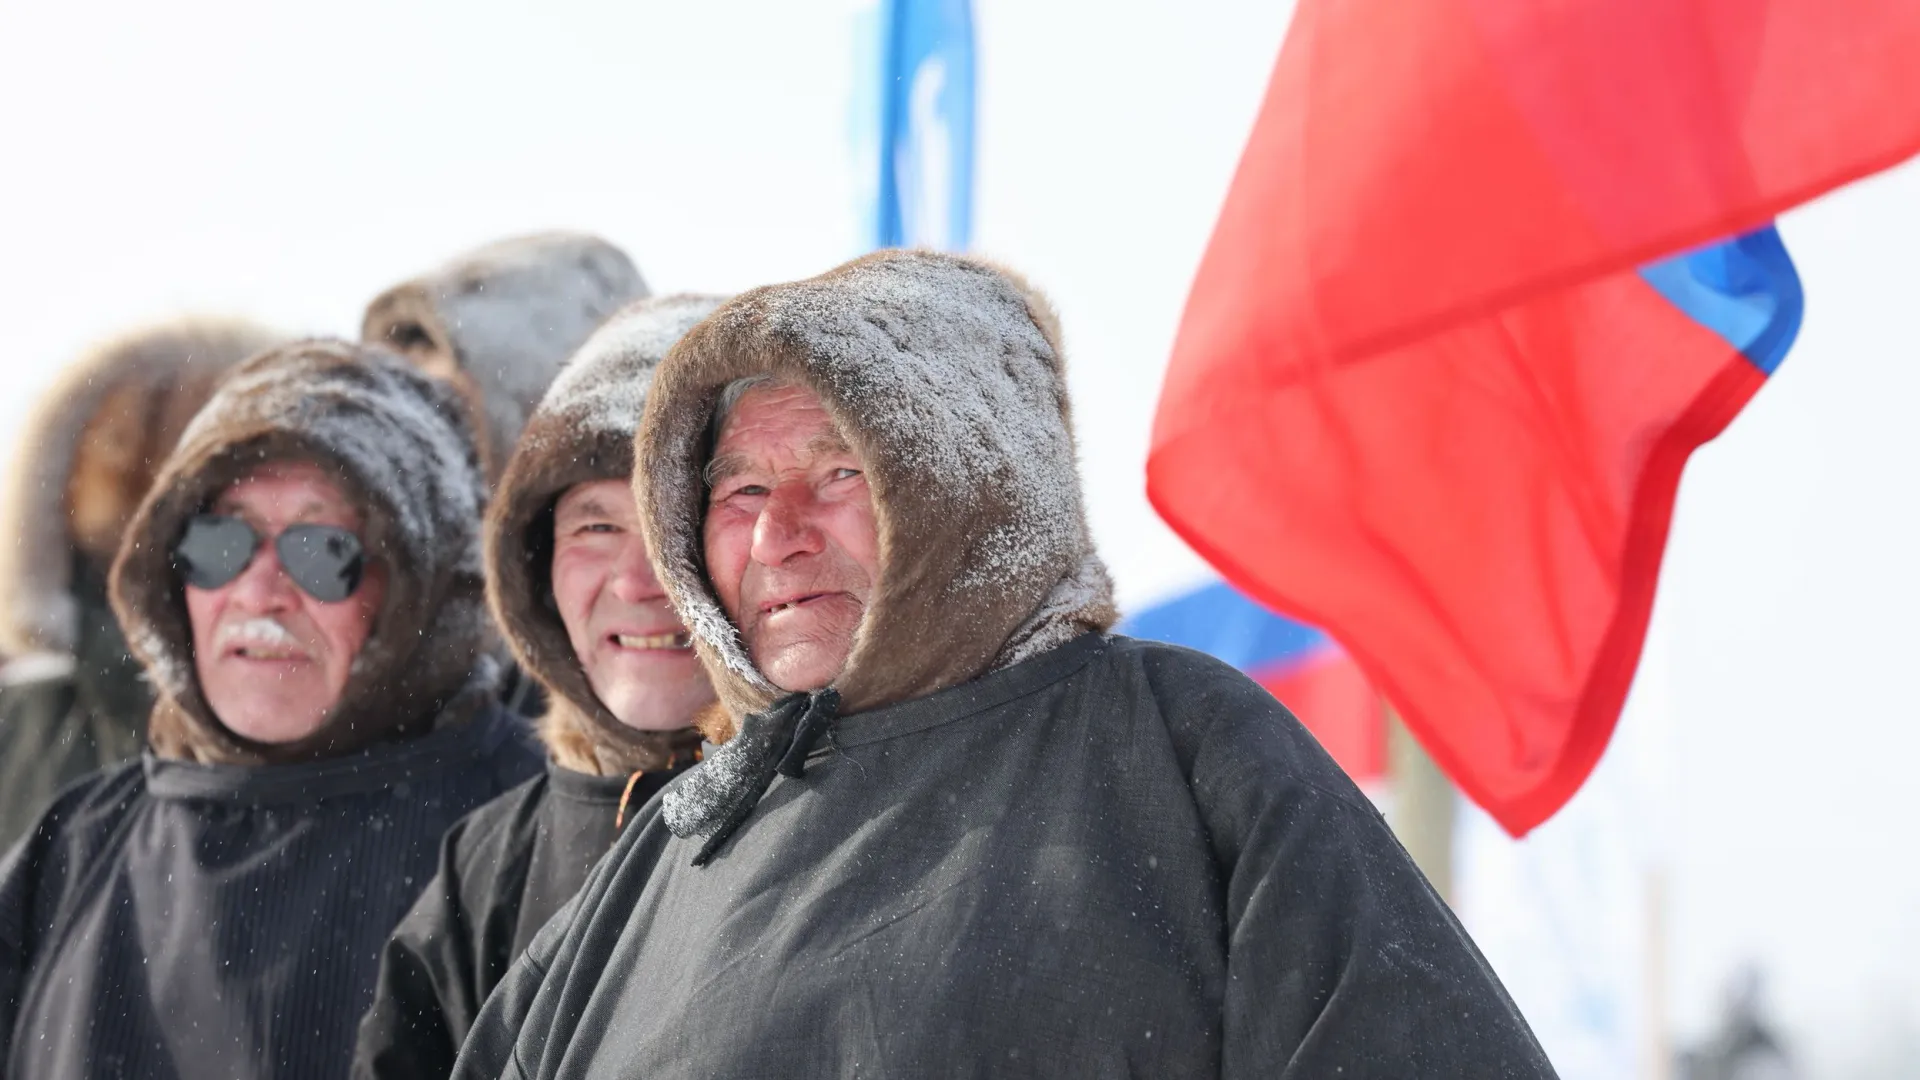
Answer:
[{"xmin": 1149, "ymin": 0, "xmax": 1920, "ymax": 835}]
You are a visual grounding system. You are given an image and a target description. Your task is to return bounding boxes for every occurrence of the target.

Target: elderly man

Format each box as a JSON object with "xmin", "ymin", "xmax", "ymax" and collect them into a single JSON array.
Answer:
[
  {"xmin": 0, "ymin": 343, "xmax": 542, "ymax": 1079},
  {"xmin": 352, "ymin": 296, "xmax": 723, "ymax": 1080},
  {"xmin": 0, "ymin": 318, "xmax": 283, "ymax": 848},
  {"xmin": 451, "ymin": 252, "xmax": 1557, "ymax": 1078}
]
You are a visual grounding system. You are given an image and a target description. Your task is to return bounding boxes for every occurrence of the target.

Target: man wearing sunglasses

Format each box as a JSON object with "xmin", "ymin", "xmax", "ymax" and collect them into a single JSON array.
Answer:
[
  {"xmin": 354, "ymin": 295, "xmax": 723, "ymax": 1080},
  {"xmin": 0, "ymin": 342, "xmax": 542, "ymax": 1080}
]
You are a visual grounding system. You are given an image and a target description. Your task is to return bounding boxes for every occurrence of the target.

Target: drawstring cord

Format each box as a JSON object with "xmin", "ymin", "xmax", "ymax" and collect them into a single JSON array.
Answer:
[
  {"xmin": 614, "ymin": 743, "xmax": 708, "ymax": 832},
  {"xmin": 615, "ymin": 770, "xmax": 647, "ymax": 831},
  {"xmin": 776, "ymin": 691, "xmax": 838, "ymax": 778}
]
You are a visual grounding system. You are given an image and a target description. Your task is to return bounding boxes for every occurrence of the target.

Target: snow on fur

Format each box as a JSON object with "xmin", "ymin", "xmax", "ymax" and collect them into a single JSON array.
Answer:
[
  {"xmin": 752, "ymin": 255, "xmax": 1083, "ymax": 584},
  {"xmin": 637, "ymin": 249, "xmax": 1118, "ymax": 735},
  {"xmin": 184, "ymin": 356, "xmax": 486, "ymax": 576},
  {"xmin": 536, "ymin": 294, "xmax": 724, "ymax": 444}
]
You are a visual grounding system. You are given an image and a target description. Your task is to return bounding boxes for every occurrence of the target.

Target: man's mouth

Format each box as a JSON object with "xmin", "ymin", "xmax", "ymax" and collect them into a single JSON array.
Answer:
[
  {"xmin": 612, "ymin": 632, "xmax": 693, "ymax": 651},
  {"xmin": 216, "ymin": 618, "xmax": 307, "ymax": 662},
  {"xmin": 229, "ymin": 645, "xmax": 309, "ymax": 662},
  {"xmin": 761, "ymin": 593, "xmax": 835, "ymax": 616}
]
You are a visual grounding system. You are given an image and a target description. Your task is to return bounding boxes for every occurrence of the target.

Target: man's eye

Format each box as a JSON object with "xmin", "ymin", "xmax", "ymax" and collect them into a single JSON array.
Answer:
[
  {"xmin": 830, "ymin": 468, "xmax": 862, "ymax": 481},
  {"xmin": 732, "ymin": 484, "xmax": 770, "ymax": 498}
]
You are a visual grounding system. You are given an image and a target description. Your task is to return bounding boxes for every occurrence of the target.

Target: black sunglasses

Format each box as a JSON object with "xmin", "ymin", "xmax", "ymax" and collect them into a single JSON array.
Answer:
[{"xmin": 174, "ymin": 514, "xmax": 367, "ymax": 604}]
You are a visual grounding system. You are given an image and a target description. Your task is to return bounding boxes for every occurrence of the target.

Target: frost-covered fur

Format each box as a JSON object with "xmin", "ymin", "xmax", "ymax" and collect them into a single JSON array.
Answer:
[
  {"xmin": 0, "ymin": 319, "xmax": 282, "ymax": 657},
  {"xmin": 110, "ymin": 340, "xmax": 494, "ymax": 765},
  {"xmin": 636, "ymin": 250, "xmax": 1118, "ymax": 741},
  {"xmin": 487, "ymin": 296, "xmax": 722, "ymax": 775},
  {"xmin": 362, "ymin": 232, "xmax": 650, "ymax": 482}
]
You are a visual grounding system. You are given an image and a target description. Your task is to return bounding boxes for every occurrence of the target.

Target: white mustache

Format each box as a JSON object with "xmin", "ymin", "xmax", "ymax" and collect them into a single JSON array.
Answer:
[{"xmin": 214, "ymin": 617, "xmax": 303, "ymax": 653}]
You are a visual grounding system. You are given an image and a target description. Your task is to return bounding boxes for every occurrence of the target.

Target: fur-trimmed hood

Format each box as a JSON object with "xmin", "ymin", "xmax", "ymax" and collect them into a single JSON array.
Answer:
[
  {"xmin": 362, "ymin": 232, "xmax": 649, "ymax": 483},
  {"xmin": 487, "ymin": 295, "xmax": 723, "ymax": 776},
  {"xmin": 0, "ymin": 319, "xmax": 284, "ymax": 659},
  {"xmin": 636, "ymin": 250, "xmax": 1118, "ymax": 741},
  {"xmin": 110, "ymin": 340, "xmax": 494, "ymax": 765}
]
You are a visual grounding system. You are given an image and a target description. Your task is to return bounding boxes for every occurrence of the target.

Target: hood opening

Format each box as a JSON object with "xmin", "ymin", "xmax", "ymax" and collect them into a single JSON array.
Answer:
[
  {"xmin": 0, "ymin": 318, "xmax": 284, "ymax": 659},
  {"xmin": 635, "ymin": 251, "xmax": 1117, "ymax": 743},
  {"xmin": 111, "ymin": 341, "xmax": 493, "ymax": 766},
  {"xmin": 484, "ymin": 295, "xmax": 725, "ymax": 775}
]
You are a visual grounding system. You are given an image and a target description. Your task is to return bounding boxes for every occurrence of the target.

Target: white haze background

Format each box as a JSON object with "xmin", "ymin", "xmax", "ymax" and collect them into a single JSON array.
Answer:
[{"xmin": 1, "ymin": 1, "xmax": 1916, "ymax": 1075}]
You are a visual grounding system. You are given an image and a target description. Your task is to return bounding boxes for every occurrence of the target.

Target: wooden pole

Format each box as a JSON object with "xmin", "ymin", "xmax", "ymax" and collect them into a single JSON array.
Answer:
[
  {"xmin": 1385, "ymin": 705, "xmax": 1456, "ymax": 905},
  {"xmin": 1643, "ymin": 864, "xmax": 1673, "ymax": 1080}
]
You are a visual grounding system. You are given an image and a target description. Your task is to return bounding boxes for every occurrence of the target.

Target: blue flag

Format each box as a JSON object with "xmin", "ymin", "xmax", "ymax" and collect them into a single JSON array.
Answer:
[{"xmin": 875, "ymin": 0, "xmax": 975, "ymax": 250}]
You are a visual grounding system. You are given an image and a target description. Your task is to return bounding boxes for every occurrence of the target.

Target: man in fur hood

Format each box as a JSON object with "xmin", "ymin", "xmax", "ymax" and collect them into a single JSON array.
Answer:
[
  {"xmin": 449, "ymin": 251, "xmax": 1558, "ymax": 1078},
  {"xmin": 352, "ymin": 296, "xmax": 723, "ymax": 1080},
  {"xmin": 0, "ymin": 342, "xmax": 542, "ymax": 1079},
  {"xmin": 0, "ymin": 318, "xmax": 283, "ymax": 849},
  {"xmin": 362, "ymin": 231, "xmax": 650, "ymax": 486}
]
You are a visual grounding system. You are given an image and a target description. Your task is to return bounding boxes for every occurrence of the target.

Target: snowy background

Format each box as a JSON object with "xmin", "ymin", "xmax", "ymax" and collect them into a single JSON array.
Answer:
[{"xmin": 2, "ymin": 1, "xmax": 1917, "ymax": 1074}]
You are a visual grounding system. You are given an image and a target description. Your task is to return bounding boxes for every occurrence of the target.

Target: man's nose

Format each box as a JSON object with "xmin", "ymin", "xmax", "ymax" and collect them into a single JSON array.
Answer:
[
  {"xmin": 750, "ymin": 482, "xmax": 827, "ymax": 567},
  {"xmin": 607, "ymin": 534, "xmax": 667, "ymax": 605},
  {"xmin": 225, "ymin": 541, "xmax": 299, "ymax": 609}
]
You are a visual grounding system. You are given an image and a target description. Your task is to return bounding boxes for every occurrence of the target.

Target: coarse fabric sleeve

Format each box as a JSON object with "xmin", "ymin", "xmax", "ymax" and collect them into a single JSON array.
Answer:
[
  {"xmin": 352, "ymin": 786, "xmax": 531, "ymax": 1080},
  {"xmin": 1137, "ymin": 646, "xmax": 1558, "ymax": 1077}
]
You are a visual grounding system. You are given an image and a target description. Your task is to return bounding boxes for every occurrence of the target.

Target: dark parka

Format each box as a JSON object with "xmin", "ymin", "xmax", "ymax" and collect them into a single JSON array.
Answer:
[
  {"xmin": 352, "ymin": 296, "xmax": 722, "ymax": 1080},
  {"xmin": 448, "ymin": 251, "xmax": 1560, "ymax": 1078},
  {"xmin": 0, "ymin": 342, "xmax": 542, "ymax": 1080},
  {"xmin": 0, "ymin": 319, "xmax": 283, "ymax": 849}
]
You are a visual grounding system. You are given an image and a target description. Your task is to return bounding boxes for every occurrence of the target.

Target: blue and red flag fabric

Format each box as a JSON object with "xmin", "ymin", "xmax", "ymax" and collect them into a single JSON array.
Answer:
[
  {"xmin": 1121, "ymin": 583, "xmax": 1384, "ymax": 786},
  {"xmin": 875, "ymin": 0, "xmax": 975, "ymax": 251},
  {"xmin": 1149, "ymin": 0, "xmax": 1920, "ymax": 836}
]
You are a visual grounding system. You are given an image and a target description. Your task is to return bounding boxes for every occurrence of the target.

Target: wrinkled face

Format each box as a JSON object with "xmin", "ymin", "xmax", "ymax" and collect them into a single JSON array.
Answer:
[
  {"xmin": 552, "ymin": 479, "xmax": 715, "ymax": 730},
  {"xmin": 185, "ymin": 461, "xmax": 387, "ymax": 745},
  {"xmin": 704, "ymin": 382, "xmax": 879, "ymax": 692}
]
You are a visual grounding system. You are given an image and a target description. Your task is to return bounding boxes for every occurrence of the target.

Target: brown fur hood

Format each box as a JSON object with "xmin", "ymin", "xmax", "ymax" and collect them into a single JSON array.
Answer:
[
  {"xmin": 487, "ymin": 295, "xmax": 723, "ymax": 776},
  {"xmin": 0, "ymin": 319, "xmax": 283, "ymax": 658},
  {"xmin": 636, "ymin": 250, "xmax": 1118, "ymax": 741},
  {"xmin": 363, "ymin": 232, "xmax": 650, "ymax": 483},
  {"xmin": 110, "ymin": 340, "xmax": 494, "ymax": 765}
]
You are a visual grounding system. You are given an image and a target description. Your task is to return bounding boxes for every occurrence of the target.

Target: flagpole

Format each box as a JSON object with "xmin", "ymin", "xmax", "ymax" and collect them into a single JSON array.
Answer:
[{"xmin": 1385, "ymin": 703, "xmax": 1455, "ymax": 905}]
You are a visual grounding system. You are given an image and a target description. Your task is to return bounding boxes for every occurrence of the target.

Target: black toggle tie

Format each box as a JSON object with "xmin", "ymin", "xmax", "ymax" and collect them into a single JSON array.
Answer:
[
  {"xmin": 776, "ymin": 691, "xmax": 839, "ymax": 778},
  {"xmin": 661, "ymin": 688, "xmax": 841, "ymax": 866}
]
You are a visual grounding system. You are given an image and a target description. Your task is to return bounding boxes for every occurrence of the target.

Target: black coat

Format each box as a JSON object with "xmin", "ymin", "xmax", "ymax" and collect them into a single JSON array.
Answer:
[
  {"xmin": 450, "ymin": 636, "xmax": 1558, "ymax": 1079},
  {"xmin": 0, "ymin": 582, "xmax": 152, "ymax": 850},
  {"xmin": 0, "ymin": 671, "xmax": 141, "ymax": 853},
  {"xmin": 352, "ymin": 760, "xmax": 690, "ymax": 1080},
  {"xmin": 0, "ymin": 704, "xmax": 540, "ymax": 1080}
]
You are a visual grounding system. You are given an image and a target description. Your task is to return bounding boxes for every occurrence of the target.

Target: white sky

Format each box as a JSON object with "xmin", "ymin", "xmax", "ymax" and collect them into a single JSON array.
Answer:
[{"xmin": 2, "ymin": 0, "xmax": 1915, "ymax": 1074}]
